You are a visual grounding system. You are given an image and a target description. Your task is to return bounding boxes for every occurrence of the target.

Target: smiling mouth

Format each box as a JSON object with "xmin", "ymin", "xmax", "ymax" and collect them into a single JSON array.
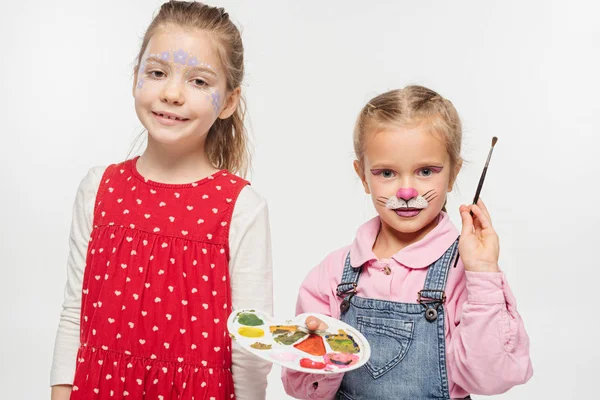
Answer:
[{"xmin": 152, "ymin": 111, "xmax": 189, "ymax": 121}]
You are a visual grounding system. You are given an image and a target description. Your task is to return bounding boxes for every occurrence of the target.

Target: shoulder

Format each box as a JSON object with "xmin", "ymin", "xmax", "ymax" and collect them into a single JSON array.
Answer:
[
  {"xmin": 236, "ymin": 185, "xmax": 266, "ymax": 209},
  {"xmin": 77, "ymin": 166, "xmax": 106, "ymax": 197},
  {"xmin": 231, "ymin": 185, "xmax": 268, "ymax": 222}
]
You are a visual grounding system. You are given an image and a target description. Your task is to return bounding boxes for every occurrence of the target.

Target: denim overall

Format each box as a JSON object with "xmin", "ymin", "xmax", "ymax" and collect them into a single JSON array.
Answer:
[{"xmin": 335, "ymin": 239, "xmax": 469, "ymax": 400}]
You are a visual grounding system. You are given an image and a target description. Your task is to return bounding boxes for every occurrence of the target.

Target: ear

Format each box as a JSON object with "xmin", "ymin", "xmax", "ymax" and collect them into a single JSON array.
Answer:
[
  {"xmin": 447, "ymin": 159, "xmax": 463, "ymax": 191},
  {"xmin": 353, "ymin": 160, "xmax": 370, "ymax": 194},
  {"xmin": 218, "ymin": 87, "xmax": 241, "ymax": 120}
]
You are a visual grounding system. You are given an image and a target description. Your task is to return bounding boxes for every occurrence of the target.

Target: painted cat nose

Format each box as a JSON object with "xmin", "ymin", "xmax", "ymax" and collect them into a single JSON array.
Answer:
[{"xmin": 396, "ymin": 188, "xmax": 418, "ymax": 200}]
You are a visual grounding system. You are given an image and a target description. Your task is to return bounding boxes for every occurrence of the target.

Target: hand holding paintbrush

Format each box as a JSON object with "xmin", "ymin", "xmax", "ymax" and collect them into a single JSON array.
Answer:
[{"xmin": 454, "ymin": 137, "xmax": 501, "ymax": 272}]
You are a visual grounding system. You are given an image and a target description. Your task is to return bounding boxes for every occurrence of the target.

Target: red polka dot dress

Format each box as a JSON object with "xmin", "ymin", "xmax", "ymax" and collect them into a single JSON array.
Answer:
[{"xmin": 70, "ymin": 158, "xmax": 247, "ymax": 400}]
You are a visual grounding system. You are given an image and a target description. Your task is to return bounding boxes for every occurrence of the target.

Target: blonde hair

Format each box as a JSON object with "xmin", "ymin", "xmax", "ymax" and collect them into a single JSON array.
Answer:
[
  {"xmin": 354, "ymin": 85, "xmax": 462, "ymax": 179},
  {"xmin": 134, "ymin": 1, "xmax": 250, "ymax": 176}
]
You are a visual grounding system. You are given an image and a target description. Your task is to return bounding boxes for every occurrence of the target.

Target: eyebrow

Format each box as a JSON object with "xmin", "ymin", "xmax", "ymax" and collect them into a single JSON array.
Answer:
[
  {"xmin": 369, "ymin": 163, "xmax": 445, "ymax": 170},
  {"xmin": 144, "ymin": 56, "xmax": 218, "ymax": 78}
]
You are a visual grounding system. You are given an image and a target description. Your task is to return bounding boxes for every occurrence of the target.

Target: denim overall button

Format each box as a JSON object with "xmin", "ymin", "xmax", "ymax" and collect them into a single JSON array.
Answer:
[{"xmin": 425, "ymin": 307, "xmax": 438, "ymax": 321}]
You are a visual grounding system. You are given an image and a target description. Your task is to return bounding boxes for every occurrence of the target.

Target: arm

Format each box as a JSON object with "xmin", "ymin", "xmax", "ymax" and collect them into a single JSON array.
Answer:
[
  {"xmin": 50, "ymin": 168, "xmax": 102, "ymax": 398},
  {"xmin": 281, "ymin": 257, "xmax": 344, "ymax": 400},
  {"xmin": 447, "ymin": 271, "xmax": 533, "ymax": 395},
  {"xmin": 447, "ymin": 201, "xmax": 533, "ymax": 395},
  {"xmin": 228, "ymin": 187, "xmax": 274, "ymax": 400}
]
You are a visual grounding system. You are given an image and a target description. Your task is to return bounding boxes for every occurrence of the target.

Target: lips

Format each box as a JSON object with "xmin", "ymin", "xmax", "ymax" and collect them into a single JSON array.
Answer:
[
  {"xmin": 393, "ymin": 208, "xmax": 422, "ymax": 218},
  {"xmin": 152, "ymin": 111, "xmax": 189, "ymax": 121}
]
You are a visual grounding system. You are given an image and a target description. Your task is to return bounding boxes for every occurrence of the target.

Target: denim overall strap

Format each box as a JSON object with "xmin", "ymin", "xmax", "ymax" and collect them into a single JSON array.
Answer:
[
  {"xmin": 336, "ymin": 252, "xmax": 362, "ymax": 314},
  {"xmin": 419, "ymin": 238, "xmax": 459, "ymax": 301},
  {"xmin": 336, "ymin": 252, "xmax": 361, "ymax": 296}
]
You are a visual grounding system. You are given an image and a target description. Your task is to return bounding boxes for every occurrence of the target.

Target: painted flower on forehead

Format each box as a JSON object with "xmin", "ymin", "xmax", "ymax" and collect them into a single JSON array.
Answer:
[
  {"xmin": 173, "ymin": 49, "xmax": 189, "ymax": 65},
  {"xmin": 187, "ymin": 56, "xmax": 199, "ymax": 67},
  {"xmin": 160, "ymin": 51, "xmax": 170, "ymax": 61}
]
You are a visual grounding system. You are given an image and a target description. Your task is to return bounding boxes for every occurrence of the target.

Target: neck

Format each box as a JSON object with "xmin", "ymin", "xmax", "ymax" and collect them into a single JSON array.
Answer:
[
  {"xmin": 372, "ymin": 213, "xmax": 442, "ymax": 259},
  {"xmin": 137, "ymin": 135, "xmax": 219, "ymax": 184}
]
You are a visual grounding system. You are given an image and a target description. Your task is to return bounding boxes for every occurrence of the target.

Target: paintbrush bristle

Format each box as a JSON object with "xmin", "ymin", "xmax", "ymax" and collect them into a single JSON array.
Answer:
[{"xmin": 492, "ymin": 136, "xmax": 498, "ymax": 147}]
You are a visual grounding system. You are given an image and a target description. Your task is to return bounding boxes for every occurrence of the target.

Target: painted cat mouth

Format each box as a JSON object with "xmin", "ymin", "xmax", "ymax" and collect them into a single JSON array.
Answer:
[{"xmin": 393, "ymin": 208, "xmax": 423, "ymax": 217}]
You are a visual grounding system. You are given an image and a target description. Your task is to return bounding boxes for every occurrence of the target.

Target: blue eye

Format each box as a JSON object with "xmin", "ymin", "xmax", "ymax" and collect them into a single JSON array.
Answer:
[
  {"xmin": 417, "ymin": 166, "xmax": 443, "ymax": 177},
  {"xmin": 382, "ymin": 170, "xmax": 394, "ymax": 178}
]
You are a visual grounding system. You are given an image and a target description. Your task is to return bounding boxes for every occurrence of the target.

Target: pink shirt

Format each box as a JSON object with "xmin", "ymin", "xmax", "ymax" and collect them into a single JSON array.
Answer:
[{"xmin": 282, "ymin": 212, "xmax": 533, "ymax": 399}]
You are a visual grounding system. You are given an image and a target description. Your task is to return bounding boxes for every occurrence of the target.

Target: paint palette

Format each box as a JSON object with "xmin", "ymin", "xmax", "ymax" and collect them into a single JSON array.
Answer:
[{"xmin": 227, "ymin": 309, "xmax": 371, "ymax": 374}]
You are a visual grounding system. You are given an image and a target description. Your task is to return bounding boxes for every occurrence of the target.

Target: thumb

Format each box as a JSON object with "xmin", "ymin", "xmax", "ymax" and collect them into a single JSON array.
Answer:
[{"xmin": 305, "ymin": 316, "xmax": 327, "ymax": 331}]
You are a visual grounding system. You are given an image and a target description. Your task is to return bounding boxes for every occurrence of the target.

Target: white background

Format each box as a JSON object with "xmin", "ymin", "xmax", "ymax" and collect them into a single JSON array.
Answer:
[{"xmin": 1, "ymin": 0, "xmax": 598, "ymax": 398}]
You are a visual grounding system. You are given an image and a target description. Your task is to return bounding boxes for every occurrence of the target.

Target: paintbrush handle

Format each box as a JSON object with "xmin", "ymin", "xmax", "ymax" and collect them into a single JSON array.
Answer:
[{"xmin": 472, "ymin": 166, "xmax": 488, "ymax": 205}]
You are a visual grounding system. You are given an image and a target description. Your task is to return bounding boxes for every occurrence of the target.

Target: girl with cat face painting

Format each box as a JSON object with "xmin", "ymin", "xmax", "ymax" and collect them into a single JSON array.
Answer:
[{"xmin": 282, "ymin": 86, "xmax": 533, "ymax": 399}]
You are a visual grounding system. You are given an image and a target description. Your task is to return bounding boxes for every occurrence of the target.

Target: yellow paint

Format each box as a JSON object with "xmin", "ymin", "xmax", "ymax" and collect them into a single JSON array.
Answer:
[{"xmin": 238, "ymin": 326, "xmax": 265, "ymax": 338}]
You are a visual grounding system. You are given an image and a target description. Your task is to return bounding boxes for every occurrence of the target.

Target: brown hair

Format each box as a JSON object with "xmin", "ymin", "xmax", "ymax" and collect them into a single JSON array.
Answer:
[
  {"xmin": 354, "ymin": 85, "xmax": 462, "ymax": 179},
  {"xmin": 134, "ymin": 1, "xmax": 250, "ymax": 176}
]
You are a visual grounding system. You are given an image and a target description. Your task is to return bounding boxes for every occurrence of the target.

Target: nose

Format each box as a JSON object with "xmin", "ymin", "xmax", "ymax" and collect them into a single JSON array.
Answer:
[
  {"xmin": 160, "ymin": 80, "xmax": 185, "ymax": 106},
  {"xmin": 396, "ymin": 187, "xmax": 418, "ymax": 201}
]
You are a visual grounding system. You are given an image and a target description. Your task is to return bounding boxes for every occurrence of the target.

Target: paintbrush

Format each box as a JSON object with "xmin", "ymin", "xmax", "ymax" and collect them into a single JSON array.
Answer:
[
  {"xmin": 453, "ymin": 136, "xmax": 498, "ymax": 268},
  {"xmin": 471, "ymin": 136, "xmax": 498, "ymax": 212}
]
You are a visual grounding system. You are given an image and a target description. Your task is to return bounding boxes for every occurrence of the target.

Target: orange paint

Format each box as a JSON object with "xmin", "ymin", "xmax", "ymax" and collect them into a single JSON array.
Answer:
[{"xmin": 294, "ymin": 334, "xmax": 326, "ymax": 356}]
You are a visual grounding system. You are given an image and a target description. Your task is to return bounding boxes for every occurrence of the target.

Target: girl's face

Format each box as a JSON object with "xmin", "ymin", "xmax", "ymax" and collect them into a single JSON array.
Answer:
[
  {"xmin": 355, "ymin": 124, "xmax": 460, "ymax": 241},
  {"xmin": 133, "ymin": 26, "xmax": 239, "ymax": 149}
]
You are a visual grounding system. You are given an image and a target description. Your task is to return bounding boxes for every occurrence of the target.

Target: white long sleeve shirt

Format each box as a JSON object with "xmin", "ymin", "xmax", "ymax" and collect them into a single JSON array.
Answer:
[{"xmin": 50, "ymin": 166, "xmax": 273, "ymax": 399}]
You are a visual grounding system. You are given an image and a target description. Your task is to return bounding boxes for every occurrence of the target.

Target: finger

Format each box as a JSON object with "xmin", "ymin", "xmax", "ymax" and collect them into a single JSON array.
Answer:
[
  {"xmin": 470, "ymin": 204, "xmax": 492, "ymax": 231},
  {"xmin": 459, "ymin": 204, "xmax": 474, "ymax": 236},
  {"xmin": 468, "ymin": 205, "xmax": 484, "ymax": 231},
  {"xmin": 476, "ymin": 198, "xmax": 493, "ymax": 225},
  {"xmin": 305, "ymin": 316, "xmax": 328, "ymax": 331},
  {"xmin": 305, "ymin": 316, "xmax": 320, "ymax": 330}
]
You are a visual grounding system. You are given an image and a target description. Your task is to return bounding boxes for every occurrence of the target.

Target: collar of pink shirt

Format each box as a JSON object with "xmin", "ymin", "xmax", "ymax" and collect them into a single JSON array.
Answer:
[{"xmin": 349, "ymin": 212, "xmax": 460, "ymax": 269}]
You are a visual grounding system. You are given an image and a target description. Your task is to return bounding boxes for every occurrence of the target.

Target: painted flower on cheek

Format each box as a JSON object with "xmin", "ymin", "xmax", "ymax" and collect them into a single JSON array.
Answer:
[
  {"xmin": 211, "ymin": 92, "xmax": 221, "ymax": 115},
  {"xmin": 173, "ymin": 49, "xmax": 189, "ymax": 65},
  {"xmin": 136, "ymin": 63, "xmax": 146, "ymax": 89}
]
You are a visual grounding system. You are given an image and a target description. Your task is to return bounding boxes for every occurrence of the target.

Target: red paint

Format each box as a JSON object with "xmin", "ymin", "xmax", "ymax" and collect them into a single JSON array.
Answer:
[
  {"xmin": 300, "ymin": 358, "xmax": 326, "ymax": 369},
  {"xmin": 294, "ymin": 333, "xmax": 326, "ymax": 356}
]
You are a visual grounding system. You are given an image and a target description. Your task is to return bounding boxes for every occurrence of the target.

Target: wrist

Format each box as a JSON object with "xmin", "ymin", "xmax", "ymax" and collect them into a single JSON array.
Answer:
[{"xmin": 464, "ymin": 261, "xmax": 499, "ymax": 273}]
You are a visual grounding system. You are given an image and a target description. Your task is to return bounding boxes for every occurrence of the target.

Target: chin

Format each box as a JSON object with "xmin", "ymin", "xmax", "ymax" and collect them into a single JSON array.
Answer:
[{"xmin": 147, "ymin": 130, "xmax": 188, "ymax": 145}]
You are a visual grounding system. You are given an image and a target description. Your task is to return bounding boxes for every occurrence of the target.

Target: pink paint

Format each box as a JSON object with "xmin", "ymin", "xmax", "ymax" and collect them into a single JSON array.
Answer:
[
  {"xmin": 396, "ymin": 187, "xmax": 418, "ymax": 200},
  {"xmin": 324, "ymin": 353, "xmax": 360, "ymax": 368}
]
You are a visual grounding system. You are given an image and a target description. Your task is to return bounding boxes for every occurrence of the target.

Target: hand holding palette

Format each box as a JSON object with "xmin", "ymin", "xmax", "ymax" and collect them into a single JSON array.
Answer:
[{"xmin": 227, "ymin": 309, "xmax": 371, "ymax": 374}]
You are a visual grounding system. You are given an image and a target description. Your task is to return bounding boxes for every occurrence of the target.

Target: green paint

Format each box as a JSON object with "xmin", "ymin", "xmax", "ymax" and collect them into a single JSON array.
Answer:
[
  {"xmin": 326, "ymin": 334, "xmax": 360, "ymax": 354},
  {"xmin": 274, "ymin": 330, "xmax": 307, "ymax": 346},
  {"xmin": 237, "ymin": 312, "xmax": 264, "ymax": 326},
  {"xmin": 250, "ymin": 342, "xmax": 272, "ymax": 350}
]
